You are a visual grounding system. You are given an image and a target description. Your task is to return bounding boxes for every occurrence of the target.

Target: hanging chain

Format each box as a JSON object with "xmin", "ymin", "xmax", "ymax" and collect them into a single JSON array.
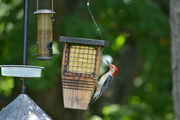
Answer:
[
  {"xmin": 37, "ymin": 0, "xmax": 54, "ymax": 11},
  {"xmin": 67, "ymin": 0, "xmax": 104, "ymax": 40}
]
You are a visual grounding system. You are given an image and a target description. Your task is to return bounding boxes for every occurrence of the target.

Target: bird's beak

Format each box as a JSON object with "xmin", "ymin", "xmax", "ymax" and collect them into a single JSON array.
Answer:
[{"xmin": 105, "ymin": 60, "xmax": 110, "ymax": 66}]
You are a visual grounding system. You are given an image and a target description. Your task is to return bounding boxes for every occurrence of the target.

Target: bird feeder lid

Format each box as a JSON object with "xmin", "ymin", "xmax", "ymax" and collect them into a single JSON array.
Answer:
[
  {"xmin": 0, "ymin": 65, "xmax": 44, "ymax": 78},
  {"xmin": 59, "ymin": 36, "xmax": 109, "ymax": 47},
  {"xmin": 33, "ymin": 9, "xmax": 56, "ymax": 15}
]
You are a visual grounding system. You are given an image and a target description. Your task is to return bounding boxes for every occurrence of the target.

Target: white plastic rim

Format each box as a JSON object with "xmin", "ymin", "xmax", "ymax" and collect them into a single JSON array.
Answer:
[{"xmin": 0, "ymin": 65, "xmax": 44, "ymax": 78}]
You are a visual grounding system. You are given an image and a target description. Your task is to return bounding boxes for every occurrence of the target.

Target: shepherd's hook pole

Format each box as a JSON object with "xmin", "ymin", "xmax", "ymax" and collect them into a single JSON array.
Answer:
[{"xmin": 21, "ymin": 0, "xmax": 29, "ymax": 94}]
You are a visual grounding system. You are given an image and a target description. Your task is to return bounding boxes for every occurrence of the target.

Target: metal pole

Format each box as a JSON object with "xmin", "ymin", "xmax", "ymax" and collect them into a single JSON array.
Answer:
[{"xmin": 21, "ymin": 0, "xmax": 29, "ymax": 94}]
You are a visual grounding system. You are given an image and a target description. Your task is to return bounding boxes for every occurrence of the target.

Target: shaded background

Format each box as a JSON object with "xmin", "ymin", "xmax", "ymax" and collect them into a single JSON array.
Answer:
[{"xmin": 0, "ymin": 0, "xmax": 171, "ymax": 120}]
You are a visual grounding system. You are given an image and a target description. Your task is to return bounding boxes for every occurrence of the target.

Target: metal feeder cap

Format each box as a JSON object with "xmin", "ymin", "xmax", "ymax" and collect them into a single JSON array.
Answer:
[{"xmin": 33, "ymin": 9, "xmax": 56, "ymax": 15}]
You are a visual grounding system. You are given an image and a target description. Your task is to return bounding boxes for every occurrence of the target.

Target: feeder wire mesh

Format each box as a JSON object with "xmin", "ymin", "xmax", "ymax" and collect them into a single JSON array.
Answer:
[
  {"xmin": 68, "ymin": 45, "xmax": 97, "ymax": 74},
  {"xmin": 62, "ymin": 43, "xmax": 98, "ymax": 91}
]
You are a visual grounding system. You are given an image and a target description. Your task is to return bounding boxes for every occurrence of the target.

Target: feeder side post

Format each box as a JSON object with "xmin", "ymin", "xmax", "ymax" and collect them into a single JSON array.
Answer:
[
  {"xmin": 61, "ymin": 43, "xmax": 68, "ymax": 76},
  {"xmin": 95, "ymin": 46, "xmax": 103, "ymax": 79},
  {"xmin": 89, "ymin": 46, "xmax": 103, "ymax": 99}
]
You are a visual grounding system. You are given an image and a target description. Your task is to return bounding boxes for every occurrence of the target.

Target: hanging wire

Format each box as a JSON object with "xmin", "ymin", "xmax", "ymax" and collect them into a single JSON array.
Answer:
[
  {"xmin": 37, "ymin": 0, "xmax": 38, "ymax": 10},
  {"xmin": 67, "ymin": 0, "xmax": 104, "ymax": 40},
  {"xmin": 37, "ymin": 0, "xmax": 54, "ymax": 10},
  {"xmin": 52, "ymin": 0, "xmax": 54, "ymax": 11},
  {"xmin": 67, "ymin": 8, "xmax": 88, "ymax": 36},
  {"xmin": 87, "ymin": 0, "xmax": 104, "ymax": 40}
]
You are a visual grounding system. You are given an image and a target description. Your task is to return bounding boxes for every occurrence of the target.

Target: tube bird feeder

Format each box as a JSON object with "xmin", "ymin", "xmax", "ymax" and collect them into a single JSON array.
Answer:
[
  {"xmin": 59, "ymin": 36, "xmax": 109, "ymax": 110},
  {"xmin": 33, "ymin": 0, "xmax": 56, "ymax": 60}
]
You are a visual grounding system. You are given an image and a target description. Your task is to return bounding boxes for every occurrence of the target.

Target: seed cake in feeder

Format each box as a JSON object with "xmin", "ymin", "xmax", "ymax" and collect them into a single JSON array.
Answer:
[{"xmin": 69, "ymin": 45, "xmax": 96, "ymax": 74}]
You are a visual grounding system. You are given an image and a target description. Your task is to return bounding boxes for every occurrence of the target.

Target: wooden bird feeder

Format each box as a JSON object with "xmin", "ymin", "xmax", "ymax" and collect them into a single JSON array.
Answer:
[{"xmin": 59, "ymin": 36, "xmax": 109, "ymax": 110}]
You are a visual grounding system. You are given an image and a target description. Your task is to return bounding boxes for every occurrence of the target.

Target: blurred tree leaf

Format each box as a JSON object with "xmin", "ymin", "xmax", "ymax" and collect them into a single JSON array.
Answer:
[{"xmin": 0, "ymin": 77, "xmax": 14, "ymax": 96}]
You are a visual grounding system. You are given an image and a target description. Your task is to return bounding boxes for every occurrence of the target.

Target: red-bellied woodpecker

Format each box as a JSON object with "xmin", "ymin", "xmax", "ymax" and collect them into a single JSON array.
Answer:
[{"xmin": 89, "ymin": 60, "xmax": 118, "ymax": 106}]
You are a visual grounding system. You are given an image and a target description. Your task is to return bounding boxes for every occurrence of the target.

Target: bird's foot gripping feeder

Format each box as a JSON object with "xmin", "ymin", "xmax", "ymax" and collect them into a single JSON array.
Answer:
[{"xmin": 60, "ymin": 36, "xmax": 109, "ymax": 110}]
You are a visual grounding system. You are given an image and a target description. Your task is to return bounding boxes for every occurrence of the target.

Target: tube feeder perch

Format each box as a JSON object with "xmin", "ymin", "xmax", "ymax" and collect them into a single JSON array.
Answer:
[
  {"xmin": 33, "ymin": 0, "xmax": 56, "ymax": 60},
  {"xmin": 59, "ymin": 36, "xmax": 109, "ymax": 110}
]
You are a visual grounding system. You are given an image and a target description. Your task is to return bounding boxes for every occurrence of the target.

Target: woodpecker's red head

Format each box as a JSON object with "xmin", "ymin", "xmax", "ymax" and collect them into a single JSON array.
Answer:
[{"xmin": 105, "ymin": 60, "xmax": 118, "ymax": 76}]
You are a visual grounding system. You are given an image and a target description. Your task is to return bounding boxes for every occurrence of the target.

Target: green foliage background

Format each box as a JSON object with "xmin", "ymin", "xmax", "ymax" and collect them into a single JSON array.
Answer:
[{"xmin": 0, "ymin": 0, "xmax": 171, "ymax": 119}]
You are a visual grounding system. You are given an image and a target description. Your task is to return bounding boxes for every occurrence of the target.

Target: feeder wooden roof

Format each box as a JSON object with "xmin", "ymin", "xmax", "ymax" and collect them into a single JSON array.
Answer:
[{"xmin": 59, "ymin": 36, "xmax": 109, "ymax": 47}]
